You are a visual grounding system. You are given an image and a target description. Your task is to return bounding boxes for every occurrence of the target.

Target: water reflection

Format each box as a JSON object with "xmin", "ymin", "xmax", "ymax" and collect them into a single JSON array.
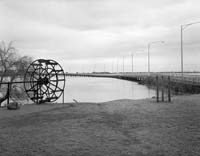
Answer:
[{"xmin": 57, "ymin": 77, "xmax": 156, "ymax": 103}]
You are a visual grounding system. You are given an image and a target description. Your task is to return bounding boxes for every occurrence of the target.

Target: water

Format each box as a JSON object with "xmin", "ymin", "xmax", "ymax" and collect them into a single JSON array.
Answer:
[{"xmin": 58, "ymin": 77, "xmax": 156, "ymax": 103}]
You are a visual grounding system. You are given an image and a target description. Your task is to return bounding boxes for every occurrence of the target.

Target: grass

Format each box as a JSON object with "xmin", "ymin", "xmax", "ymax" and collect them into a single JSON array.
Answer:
[{"xmin": 0, "ymin": 95, "xmax": 200, "ymax": 156}]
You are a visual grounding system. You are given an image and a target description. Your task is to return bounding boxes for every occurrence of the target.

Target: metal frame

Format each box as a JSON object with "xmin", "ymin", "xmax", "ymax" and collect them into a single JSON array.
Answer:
[{"xmin": 0, "ymin": 59, "xmax": 65, "ymax": 105}]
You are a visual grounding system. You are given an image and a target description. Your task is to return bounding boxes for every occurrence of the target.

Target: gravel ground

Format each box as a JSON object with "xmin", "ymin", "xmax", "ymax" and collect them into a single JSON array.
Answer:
[{"xmin": 0, "ymin": 95, "xmax": 200, "ymax": 156}]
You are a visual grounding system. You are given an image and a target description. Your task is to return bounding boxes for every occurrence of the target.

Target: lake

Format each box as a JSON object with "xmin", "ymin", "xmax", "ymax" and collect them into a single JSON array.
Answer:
[{"xmin": 58, "ymin": 77, "xmax": 156, "ymax": 103}]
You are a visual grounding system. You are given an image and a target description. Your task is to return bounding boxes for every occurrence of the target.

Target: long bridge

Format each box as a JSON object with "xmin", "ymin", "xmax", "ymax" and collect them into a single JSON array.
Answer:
[{"xmin": 66, "ymin": 72, "xmax": 200, "ymax": 86}]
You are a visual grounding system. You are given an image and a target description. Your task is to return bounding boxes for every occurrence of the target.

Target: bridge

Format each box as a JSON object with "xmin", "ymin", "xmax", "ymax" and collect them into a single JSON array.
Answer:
[{"xmin": 66, "ymin": 72, "xmax": 200, "ymax": 86}]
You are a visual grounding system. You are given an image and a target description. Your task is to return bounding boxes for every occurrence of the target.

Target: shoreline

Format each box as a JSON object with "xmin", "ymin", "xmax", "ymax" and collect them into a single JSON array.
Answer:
[
  {"xmin": 0, "ymin": 93, "xmax": 192, "ymax": 118},
  {"xmin": 0, "ymin": 95, "xmax": 164, "ymax": 118},
  {"xmin": 0, "ymin": 94, "xmax": 200, "ymax": 155}
]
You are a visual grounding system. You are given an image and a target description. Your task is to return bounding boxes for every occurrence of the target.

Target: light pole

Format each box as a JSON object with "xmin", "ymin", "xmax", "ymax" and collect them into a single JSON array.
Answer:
[
  {"xmin": 123, "ymin": 56, "xmax": 124, "ymax": 73},
  {"xmin": 112, "ymin": 60, "xmax": 114, "ymax": 73},
  {"xmin": 93, "ymin": 64, "xmax": 96, "ymax": 73},
  {"xmin": 181, "ymin": 22, "xmax": 200, "ymax": 76},
  {"xmin": 117, "ymin": 58, "xmax": 119, "ymax": 73},
  {"xmin": 131, "ymin": 50, "xmax": 144, "ymax": 73},
  {"xmin": 131, "ymin": 53, "xmax": 133, "ymax": 73},
  {"xmin": 148, "ymin": 41, "xmax": 165, "ymax": 75}
]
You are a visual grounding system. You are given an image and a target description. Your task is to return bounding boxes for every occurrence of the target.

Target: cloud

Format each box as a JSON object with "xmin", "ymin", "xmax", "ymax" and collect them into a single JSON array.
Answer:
[{"xmin": 0, "ymin": 0, "xmax": 200, "ymax": 72}]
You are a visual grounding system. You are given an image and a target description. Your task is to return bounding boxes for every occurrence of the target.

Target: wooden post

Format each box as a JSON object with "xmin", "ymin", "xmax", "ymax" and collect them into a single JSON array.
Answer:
[
  {"xmin": 37, "ymin": 83, "xmax": 39, "ymax": 104},
  {"xmin": 168, "ymin": 76, "xmax": 171, "ymax": 102},
  {"xmin": 156, "ymin": 76, "xmax": 159, "ymax": 103},
  {"xmin": 161, "ymin": 76, "xmax": 164, "ymax": 102},
  {"xmin": 7, "ymin": 83, "xmax": 10, "ymax": 105},
  {"xmin": 62, "ymin": 89, "xmax": 65, "ymax": 104}
]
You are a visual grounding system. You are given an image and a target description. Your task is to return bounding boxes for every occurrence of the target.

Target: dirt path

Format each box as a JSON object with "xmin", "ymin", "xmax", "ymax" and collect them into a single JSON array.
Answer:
[{"xmin": 0, "ymin": 95, "xmax": 200, "ymax": 156}]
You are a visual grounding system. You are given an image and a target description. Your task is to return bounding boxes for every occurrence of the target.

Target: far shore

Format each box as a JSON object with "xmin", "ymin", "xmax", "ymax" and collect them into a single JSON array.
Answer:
[{"xmin": 0, "ymin": 94, "xmax": 200, "ymax": 156}]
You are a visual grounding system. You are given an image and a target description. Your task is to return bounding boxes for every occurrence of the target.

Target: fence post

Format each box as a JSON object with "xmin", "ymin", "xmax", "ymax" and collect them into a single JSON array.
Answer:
[
  {"xmin": 62, "ymin": 89, "xmax": 65, "ymax": 104},
  {"xmin": 156, "ymin": 76, "xmax": 159, "ymax": 103},
  {"xmin": 161, "ymin": 76, "xmax": 164, "ymax": 102},
  {"xmin": 7, "ymin": 83, "xmax": 10, "ymax": 105},
  {"xmin": 37, "ymin": 83, "xmax": 39, "ymax": 104},
  {"xmin": 168, "ymin": 76, "xmax": 171, "ymax": 102}
]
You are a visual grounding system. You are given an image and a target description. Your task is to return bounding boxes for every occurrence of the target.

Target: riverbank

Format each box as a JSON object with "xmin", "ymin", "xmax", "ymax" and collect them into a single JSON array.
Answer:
[{"xmin": 0, "ymin": 95, "xmax": 200, "ymax": 156}]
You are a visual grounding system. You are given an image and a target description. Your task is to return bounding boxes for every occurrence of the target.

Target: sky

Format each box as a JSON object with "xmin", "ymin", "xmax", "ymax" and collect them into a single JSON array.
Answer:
[{"xmin": 0, "ymin": 0, "xmax": 200, "ymax": 72}]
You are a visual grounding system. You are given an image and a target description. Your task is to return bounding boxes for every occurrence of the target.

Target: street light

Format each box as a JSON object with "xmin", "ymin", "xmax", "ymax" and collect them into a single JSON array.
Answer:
[
  {"xmin": 181, "ymin": 22, "xmax": 200, "ymax": 76},
  {"xmin": 123, "ymin": 56, "xmax": 124, "ymax": 73},
  {"xmin": 117, "ymin": 58, "xmax": 119, "ymax": 73},
  {"xmin": 148, "ymin": 41, "xmax": 165, "ymax": 75},
  {"xmin": 131, "ymin": 53, "xmax": 133, "ymax": 73},
  {"xmin": 112, "ymin": 60, "xmax": 114, "ymax": 73},
  {"xmin": 131, "ymin": 50, "xmax": 144, "ymax": 73}
]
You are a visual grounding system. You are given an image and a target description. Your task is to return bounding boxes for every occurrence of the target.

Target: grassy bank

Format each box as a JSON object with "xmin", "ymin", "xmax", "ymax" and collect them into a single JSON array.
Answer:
[{"xmin": 0, "ymin": 95, "xmax": 200, "ymax": 156}]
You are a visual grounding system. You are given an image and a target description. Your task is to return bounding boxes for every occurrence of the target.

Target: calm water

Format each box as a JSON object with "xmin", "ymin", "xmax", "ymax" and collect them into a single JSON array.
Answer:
[{"xmin": 58, "ymin": 77, "xmax": 156, "ymax": 103}]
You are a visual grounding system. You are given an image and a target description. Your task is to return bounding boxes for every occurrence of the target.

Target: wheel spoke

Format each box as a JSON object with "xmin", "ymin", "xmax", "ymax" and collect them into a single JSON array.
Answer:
[
  {"xmin": 49, "ymin": 82, "xmax": 62, "ymax": 91},
  {"xmin": 28, "ymin": 83, "xmax": 38, "ymax": 91},
  {"xmin": 25, "ymin": 59, "xmax": 65, "ymax": 104}
]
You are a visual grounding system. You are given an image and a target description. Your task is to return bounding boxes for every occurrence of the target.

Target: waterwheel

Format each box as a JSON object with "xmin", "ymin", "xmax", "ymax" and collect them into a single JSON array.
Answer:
[{"xmin": 24, "ymin": 59, "xmax": 65, "ymax": 104}]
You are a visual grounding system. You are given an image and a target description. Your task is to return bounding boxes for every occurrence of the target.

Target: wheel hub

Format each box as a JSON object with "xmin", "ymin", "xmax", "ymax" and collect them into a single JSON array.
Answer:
[{"xmin": 38, "ymin": 77, "xmax": 49, "ymax": 86}]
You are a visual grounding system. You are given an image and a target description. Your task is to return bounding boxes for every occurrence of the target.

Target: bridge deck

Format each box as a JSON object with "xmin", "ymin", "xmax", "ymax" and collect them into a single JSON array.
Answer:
[{"xmin": 66, "ymin": 72, "xmax": 200, "ymax": 86}]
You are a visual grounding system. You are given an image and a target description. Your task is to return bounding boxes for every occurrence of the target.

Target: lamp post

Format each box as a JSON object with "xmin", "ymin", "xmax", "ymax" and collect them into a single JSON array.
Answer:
[
  {"xmin": 112, "ymin": 60, "xmax": 114, "ymax": 73},
  {"xmin": 123, "ymin": 56, "xmax": 124, "ymax": 73},
  {"xmin": 148, "ymin": 41, "xmax": 165, "ymax": 75},
  {"xmin": 117, "ymin": 58, "xmax": 119, "ymax": 73},
  {"xmin": 181, "ymin": 22, "xmax": 200, "ymax": 76},
  {"xmin": 93, "ymin": 64, "xmax": 96, "ymax": 73},
  {"xmin": 131, "ymin": 50, "xmax": 144, "ymax": 73},
  {"xmin": 131, "ymin": 53, "xmax": 133, "ymax": 73}
]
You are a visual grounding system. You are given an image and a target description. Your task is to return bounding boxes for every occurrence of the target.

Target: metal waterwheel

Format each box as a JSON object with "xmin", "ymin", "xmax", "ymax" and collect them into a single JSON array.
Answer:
[{"xmin": 24, "ymin": 59, "xmax": 65, "ymax": 104}]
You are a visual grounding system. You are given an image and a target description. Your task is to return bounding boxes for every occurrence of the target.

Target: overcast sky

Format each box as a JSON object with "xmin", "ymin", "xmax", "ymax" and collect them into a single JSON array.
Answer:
[{"xmin": 1, "ymin": 0, "xmax": 200, "ymax": 72}]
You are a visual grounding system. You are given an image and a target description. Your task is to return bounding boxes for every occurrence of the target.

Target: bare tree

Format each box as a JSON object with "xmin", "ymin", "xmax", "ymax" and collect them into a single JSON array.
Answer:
[
  {"xmin": 0, "ymin": 41, "xmax": 33, "ymax": 106},
  {"xmin": 0, "ymin": 41, "xmax": 16, "ymax": 85}
]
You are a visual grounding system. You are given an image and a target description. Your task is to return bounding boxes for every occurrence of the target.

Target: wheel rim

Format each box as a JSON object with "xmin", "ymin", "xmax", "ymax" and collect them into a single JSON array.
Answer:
[{"xmin": 24, "ymin": 59, "xmax": 65, "ymax": 104}]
